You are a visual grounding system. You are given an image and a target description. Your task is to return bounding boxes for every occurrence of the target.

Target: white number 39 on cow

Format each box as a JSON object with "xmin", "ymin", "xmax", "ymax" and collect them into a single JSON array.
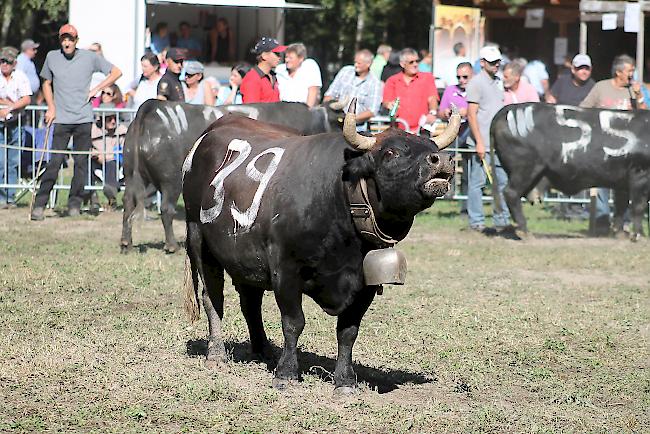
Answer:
[{"xmin": 197, "ymin": 139, "xmax": 284, "ymax": 229}]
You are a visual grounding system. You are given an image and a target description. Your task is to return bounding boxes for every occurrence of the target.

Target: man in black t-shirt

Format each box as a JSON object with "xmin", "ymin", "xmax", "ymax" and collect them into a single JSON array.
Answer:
[
  {"xmin": 157, "ymin": 47, "xmax": 185, "ymax": 102},
  {"xmin": 546, "ymin": 54, "xmax": 595, "ymax": 106}
]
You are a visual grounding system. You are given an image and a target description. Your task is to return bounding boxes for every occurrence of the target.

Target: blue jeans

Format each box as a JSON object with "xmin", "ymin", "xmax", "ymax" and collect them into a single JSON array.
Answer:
[
  {"xmin": 467, "ymin": 152, "xmax": 510, "ymax": 228},
  {"xmin": 0, "ymin": 123, "xmax": 21, "ymax": 204},
  {"xmin": 595, "ymin": 188, "xmax": 610, "ymax": 219}
]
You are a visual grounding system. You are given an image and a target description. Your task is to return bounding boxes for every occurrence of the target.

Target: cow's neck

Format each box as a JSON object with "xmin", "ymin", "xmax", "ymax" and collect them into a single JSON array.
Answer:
[{"xmin": 364, "ymin": 178, "xmax": 414, "ymax": 242}]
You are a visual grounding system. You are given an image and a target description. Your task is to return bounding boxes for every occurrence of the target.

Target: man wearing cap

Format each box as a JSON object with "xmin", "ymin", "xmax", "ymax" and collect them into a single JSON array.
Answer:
[
  {"xmin": 30, "ymin": 23, "xmax": 122, "ymax": 221},
  {"xmin": 465, "ymin": 45, "xmax": 510, "ymax": 233},
  {"xmin": 240, "ymin": 37, "xmax": 286, "ymax": 104},
  {"xmin": 546, "ymin": 54, "xmax": 596, "ymax": 106},
  {"xmin": 16, "ymin": 39, "xmax": 40, "ymax": 96},
  {"xmin": 0, "ymin": 46, "xmax": 32, "ymax": 208},
  {"xmin": 157, "ymin": 47, "xmax": 185, "ymax": 102}
]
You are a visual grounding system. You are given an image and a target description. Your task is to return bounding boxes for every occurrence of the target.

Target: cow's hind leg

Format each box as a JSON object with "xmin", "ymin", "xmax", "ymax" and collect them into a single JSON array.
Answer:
[
  {"xmin": 272, "ymin": 273, "xmax": 305, "ymax": 389},
  {"xmin": 160, "ymin": 182, "xmax": 182, "ymax": 253},
  {"xmin": 237, "ymin": 285, "xmax": 274, "ymax": 361},
  {"xmin": 201, "ymin": 245, "xmax": 228, "ymax": 366},
  {"xmin": 333, "ymin": 286, "xmax": 376, "ymax": 395},
  {"xmin": 503, "ymin": 165, "xmax": 545, "ymax": 234},
  {"xmin": 120, "ymin": 171, "xmax": 146, "ymax": 253}
]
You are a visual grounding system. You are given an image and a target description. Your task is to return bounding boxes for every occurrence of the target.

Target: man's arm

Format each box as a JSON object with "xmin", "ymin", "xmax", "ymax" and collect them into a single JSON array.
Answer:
[
  {"xmin": 43, "ymin": 79, "xmax": 56, "ymax": 125},
  {"xmin": 467, "ymin": 102, "xmax": 485, "ymax": 159},
  {"xmin": 89, "ymin": 66, "xmax": 122, "ymax": 101},
  {"xmin": 0, "ymin": 95, "xmax": 30, "ymax": 120},
  {"xmin": 306, "ymin": 86, "xmax": 320, "ymax": 107}
]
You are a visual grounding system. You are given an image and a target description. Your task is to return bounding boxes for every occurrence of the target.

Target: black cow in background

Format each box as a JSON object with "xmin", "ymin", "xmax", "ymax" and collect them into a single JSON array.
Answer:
[
  {"xmin": 182, "ymin": 100, "xmax": 460, "ymax": 392},
  {"xmin": 492, "ymin": 103, "xmax": 650, "ymax": 240},
  {"xmin": 120, "ymin": 100, "xmax": 344, "ymax": 253}
]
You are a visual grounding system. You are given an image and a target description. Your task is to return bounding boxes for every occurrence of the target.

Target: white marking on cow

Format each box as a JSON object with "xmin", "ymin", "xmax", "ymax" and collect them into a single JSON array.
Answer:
[
  {"xmin": 202, "ymin": 106, "xmax": 224, "ymax": 122},
  {"xmin": 230, "ymin": 147, "xmax": 284, "ymax": 231},
  {"xmin": 156, "ymin": 109, "xmax": 170, "ymax": 129},
  {"xmin": 599, "ymin": 111, "xmax": 637, "ymax": 158},
  {"xmin": 175, "ymin": 105, "xmax": 188, "ymax": 131},
  {"xmin": 555, "ymin": 106, "xmax": 592, "ymax": 163},
  {"xmin": 165, "ymin": 106, "xmax": 182, "ymax": 135},
  {"xmin": 506, "ymin": 110, "xmax": 517, "ymax": 136},
  {"xmin": 506, "ymin": 106, "xmax": 535, "ymax": 138},
  {"xmin": 524, "ymin": 105, "xmax": 535, "ymax": 132},
  {"xmin": 227, "ymin": 105, "xmax": 260, "ymax": 120},
  {"xmin": 199, "ymin": 139, "xmax": 251, "ymax": 224},
  {"xmin": 182, "ymin": 132, "xmax": 209, "ymax": 182}
]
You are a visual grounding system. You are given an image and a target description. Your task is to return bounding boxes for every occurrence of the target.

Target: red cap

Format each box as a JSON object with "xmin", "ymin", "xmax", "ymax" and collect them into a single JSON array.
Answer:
[{"xmin": 58, "ymin": 24, "xmax": 78, "ymax": 38}]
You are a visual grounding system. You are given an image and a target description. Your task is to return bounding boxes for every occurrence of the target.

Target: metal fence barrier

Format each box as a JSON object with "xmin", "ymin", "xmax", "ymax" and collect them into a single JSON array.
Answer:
[{"xmin": 0, "ymin": 106, "xmax": 645, "ymax": 226}]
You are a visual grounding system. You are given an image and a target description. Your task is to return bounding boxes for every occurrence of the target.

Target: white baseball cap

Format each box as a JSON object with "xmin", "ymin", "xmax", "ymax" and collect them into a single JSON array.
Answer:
[
  {"xmin": 479, "ymin": 46, "xmax": 502, "ymax": 62},
  {"xmin": 572, "ymin": 54, "xmax": 592, "ymax": 68}
]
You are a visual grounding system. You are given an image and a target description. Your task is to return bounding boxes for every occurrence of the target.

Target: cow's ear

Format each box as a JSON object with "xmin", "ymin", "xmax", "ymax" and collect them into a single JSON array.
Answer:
[{"xmin": 342, "ymin": 149, "xmax": 375, "ymax": 184}]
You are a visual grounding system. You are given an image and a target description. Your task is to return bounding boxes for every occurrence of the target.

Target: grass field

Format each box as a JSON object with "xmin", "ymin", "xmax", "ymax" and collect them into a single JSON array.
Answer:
[{"xmin": 0, "ymin": 201, "xmax": 648, "ymax": 433}]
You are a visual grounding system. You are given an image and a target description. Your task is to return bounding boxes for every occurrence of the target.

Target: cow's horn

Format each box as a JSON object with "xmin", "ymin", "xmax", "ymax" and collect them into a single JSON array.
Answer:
[
  {"xmin": 344, "ymin": 98, "xmax": 376, "ymax": 151},
  {"xmin": 329, "ymin": 96, "xmax": 351, "ymax": 111},
  {"xmin": 432, "ymin": 104, "xmax": 461, "ymax": 150}
]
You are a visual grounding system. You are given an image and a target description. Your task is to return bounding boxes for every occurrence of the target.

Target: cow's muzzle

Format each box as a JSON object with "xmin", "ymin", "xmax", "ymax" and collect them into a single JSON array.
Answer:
[{"xmin": 421, "ymin": 152, "xmax": 454, "ymax": 198}]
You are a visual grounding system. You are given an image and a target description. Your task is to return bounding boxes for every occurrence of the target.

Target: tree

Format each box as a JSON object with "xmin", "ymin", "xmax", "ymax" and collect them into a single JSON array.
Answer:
[{"xmin": 0, "ymin": 0, "xmax": 67, "ymax": 46}]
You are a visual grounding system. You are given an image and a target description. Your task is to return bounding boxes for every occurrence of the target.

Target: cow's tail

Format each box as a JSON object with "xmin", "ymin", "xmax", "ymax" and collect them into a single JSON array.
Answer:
[
  {"xmin": 183, "ymin": 255, "xmax": 200, "ymax": 323},
  {"xmin": 183, "ymin": 222, "xmax": 202, "ymax": 323}
]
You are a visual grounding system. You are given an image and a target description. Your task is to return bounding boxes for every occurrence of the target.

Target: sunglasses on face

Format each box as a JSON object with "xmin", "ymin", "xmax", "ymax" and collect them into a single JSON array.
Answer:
[
  {"xmin": 185, "ymin": 73, "xmax": 199, "ymax": 78},
  {"xmin": 406, "ymin": 60, "xmax": 419, "ymax": 65},
  {"xmin": 486, "ymin": 59, "xmax": 501, "ymax": 66},
  {"xmin": 102, "ymin": 91, "xmax": 114, "ymax": 97},
  {"xmin": 0, "ymin": 58, "xmax": 13, "ymax": 65},
  {"xmin": 457, "ymin": 75, "xmax": 469, "ymax": 79},
  {"xmin": 172, "ymin": 59, "xmax": 184, "ymax": 64},
  {"xmin": 575, "ymin": 65, "xmax": 591, "ymax": 71}
]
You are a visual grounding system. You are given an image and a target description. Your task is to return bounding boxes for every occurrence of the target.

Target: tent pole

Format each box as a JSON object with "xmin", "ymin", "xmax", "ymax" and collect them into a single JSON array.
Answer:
[{"xmin": 637, "ymin": 0, "xmax": 645, "ymax": 81}]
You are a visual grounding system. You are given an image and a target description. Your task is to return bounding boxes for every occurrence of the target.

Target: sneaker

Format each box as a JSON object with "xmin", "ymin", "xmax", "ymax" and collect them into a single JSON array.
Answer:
[
  {"xmin": 31, "ymin": 206, "xmax": 45, "ymax": 221},
  {"xmin": 68, "ymin": 207, "xmax": 81, "ymax": 217},
  {"xmin": 470, "ymin": 224, "xmax": 486, "ymax": 233}
]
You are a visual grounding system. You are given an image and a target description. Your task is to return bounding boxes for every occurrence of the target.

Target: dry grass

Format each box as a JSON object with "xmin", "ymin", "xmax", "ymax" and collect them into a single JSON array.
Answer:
[{"xmin": 0, "ymin": 202, "xmax": 648, "ymax": 433}]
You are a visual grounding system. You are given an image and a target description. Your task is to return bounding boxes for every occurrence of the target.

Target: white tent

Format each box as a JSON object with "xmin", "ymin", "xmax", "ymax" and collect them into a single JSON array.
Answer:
[{"xmin": 69, "ymin": 0, "xmax": 316, "ymax": 90}]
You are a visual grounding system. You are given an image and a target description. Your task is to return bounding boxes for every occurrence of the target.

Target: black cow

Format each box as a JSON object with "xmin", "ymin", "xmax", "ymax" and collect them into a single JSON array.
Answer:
[
  {"xmin": 120, "ymin": 100, "xmax": 342, "ymax": 253},
  {"xmin": 181, "ymin": 100, "xmax": 460, "ymax": 392},
  {"xmin": 492, "ymin": 103, "xmax": 650, "ymax": 240}
]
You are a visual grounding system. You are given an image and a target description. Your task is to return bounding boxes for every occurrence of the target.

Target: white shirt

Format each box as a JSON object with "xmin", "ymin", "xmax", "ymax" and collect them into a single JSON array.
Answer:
[
  {"xmin": 0, "ymin": 69, "xmax": 32, "ymax": 103},
  {"xmin": 132, "ymin": 76, "xmax": 161, "ymax": 110},
  {"xmin": 276, "ymin": 58, "xmax": 322, "ymax": 104}
]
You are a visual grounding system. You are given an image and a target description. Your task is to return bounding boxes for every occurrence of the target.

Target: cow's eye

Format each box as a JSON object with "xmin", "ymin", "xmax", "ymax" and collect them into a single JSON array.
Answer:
[{"xmin": 384, "ymin": 149, "xmax": 399, "ymax": 161}]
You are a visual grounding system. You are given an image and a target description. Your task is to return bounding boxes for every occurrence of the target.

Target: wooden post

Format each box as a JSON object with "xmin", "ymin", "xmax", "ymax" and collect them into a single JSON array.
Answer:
[{"xmin": 588, "ymin": 187, "xmax": 598, "ymax": 235}]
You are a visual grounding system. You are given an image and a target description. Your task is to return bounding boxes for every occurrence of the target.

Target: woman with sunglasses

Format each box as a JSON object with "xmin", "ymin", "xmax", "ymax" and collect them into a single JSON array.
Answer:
[
  {"xmin": 182, "ymin": 60, "xmax": 214, "ymax": 105},
  {"xmin": 92, "ymin": 83, "xmax": 124, "ymax": 108}
]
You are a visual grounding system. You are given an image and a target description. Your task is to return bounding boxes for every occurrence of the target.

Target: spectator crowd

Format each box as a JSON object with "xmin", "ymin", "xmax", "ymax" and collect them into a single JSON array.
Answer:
[{"xmin": 0, "ymin": 20, "xmax": 647, "ymax": 234}]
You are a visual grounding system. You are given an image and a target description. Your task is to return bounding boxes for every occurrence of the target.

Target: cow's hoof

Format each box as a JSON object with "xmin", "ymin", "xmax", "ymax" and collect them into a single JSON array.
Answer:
[
  {"xmin": 164, "ymin": 243, "xmax": 179, "ymax": 254},
  {"xmin": 120, "ymin": 243, "xmax": 132, "ymax": 254},
  {"xmin": 272, "ymin": 377, "xmax": 298, "ymax": 390},
  {"xmin": 333, "ymin": 386, "xmax": 358, "ymax": 397},
  {"xmin": 630, "ymin": 233, "xmax": 642, "ymax": 242}
]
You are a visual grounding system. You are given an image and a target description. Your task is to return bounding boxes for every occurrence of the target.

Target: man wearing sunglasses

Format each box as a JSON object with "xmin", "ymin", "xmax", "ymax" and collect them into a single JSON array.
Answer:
[
  {"xmin": 157, "ymin": 47, "xmax": 186, "ymax": 102},
  {"xmin": 465, "ymin": 45, "xmax": 510, "ymax": 233},
  {"xmin": 546, "ymin": 54, "xmax": 595, "ymax": 106},
  {"xmin": 382, "ymin": 47, "xmax": 438, "ymax": 133},
  {"xmin": 0, "ymin": 46, "xmax": 32, "ymax": 208},
  {"xmin": 31, "ymin": 23, "xmax": 122, "ymax": 221}
]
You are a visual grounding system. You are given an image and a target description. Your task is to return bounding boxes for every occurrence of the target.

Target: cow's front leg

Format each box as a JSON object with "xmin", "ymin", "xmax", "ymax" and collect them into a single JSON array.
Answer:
[
  {"xmin": 629, "ymin": 171, "xmax": 650, "ymax": 241},
  {"xmin": 333, "ymin": 286, "xmax": 376, "ymax": 394},
  {"xmin": 272, "ymin": 278, "xmax": 305, "ymax": 389},
  {"xmin": 160, "ymin": 184, "xmax": 181, "ymax": 253},
  {"xmin": 611, "ymin": 190, "xmax": 629, "ymax": 238}
]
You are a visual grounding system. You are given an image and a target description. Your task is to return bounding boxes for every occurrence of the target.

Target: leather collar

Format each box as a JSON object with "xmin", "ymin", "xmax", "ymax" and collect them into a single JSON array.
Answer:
[{"xmin": 345, "ymin": 178, "xmax": 397, "ymax": 248}]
